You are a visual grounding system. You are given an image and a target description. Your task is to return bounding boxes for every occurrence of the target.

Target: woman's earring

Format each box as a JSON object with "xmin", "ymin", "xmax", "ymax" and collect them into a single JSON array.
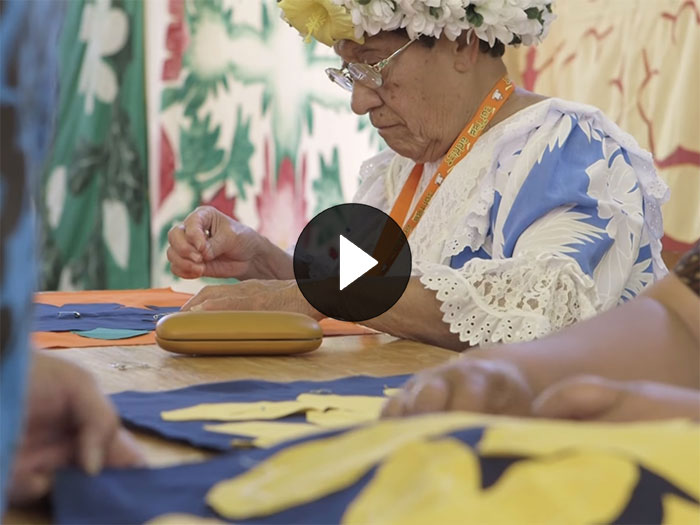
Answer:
[{"xmin": 466, "ymin": 29, "xmax": 473, "ymax": 46}]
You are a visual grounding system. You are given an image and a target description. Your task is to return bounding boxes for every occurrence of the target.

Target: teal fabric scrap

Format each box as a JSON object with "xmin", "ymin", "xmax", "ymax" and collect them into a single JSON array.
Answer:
[{"xmin": 72, "ymin": 328, "xmax": 151, "ymax": 340}]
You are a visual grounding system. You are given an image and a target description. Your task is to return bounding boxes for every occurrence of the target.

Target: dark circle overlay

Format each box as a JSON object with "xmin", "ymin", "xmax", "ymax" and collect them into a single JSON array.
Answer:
[{"xmin": 293, "ymin": 203, "xmax": 412, "ymax": 322}]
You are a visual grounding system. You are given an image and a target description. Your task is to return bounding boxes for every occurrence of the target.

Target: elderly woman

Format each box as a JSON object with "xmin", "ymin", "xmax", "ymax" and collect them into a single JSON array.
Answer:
[{"xmin": 167, "ymin": 0, "xmax": 668, "ymax": 351}]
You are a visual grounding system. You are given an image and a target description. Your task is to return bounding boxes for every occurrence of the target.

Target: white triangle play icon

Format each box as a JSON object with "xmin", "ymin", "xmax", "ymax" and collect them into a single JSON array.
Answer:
[{"xmin": 339, "ymin": 235, "xmax": 378, "ymax": 291}]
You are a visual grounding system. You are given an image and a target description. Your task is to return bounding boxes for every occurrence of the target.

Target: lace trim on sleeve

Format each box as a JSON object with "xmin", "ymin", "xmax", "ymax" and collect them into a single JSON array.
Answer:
[{"xmin": 416, "ymin": 254, "xmax": 601, "ymax": 346}]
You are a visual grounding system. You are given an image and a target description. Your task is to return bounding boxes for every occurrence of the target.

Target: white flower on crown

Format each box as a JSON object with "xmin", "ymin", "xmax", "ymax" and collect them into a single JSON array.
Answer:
[{"xmin": 327, "ymin": 0, "xmax": 555, "ymax": 47}]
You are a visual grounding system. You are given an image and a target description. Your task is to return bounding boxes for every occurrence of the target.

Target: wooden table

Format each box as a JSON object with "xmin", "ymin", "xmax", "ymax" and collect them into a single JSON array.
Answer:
[{"xmin": 5, "ymin": 334, "xmax": 455, "ymax": 524}]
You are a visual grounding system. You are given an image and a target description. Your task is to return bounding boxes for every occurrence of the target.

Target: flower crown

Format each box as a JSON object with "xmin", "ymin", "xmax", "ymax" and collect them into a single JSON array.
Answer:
[{"xmin": 278, "ymin": 0, "xmax": 555, "ymax": 48}]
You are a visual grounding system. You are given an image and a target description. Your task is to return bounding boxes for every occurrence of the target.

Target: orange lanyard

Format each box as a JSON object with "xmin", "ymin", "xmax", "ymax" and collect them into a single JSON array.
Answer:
[{"xmin": 389, "ymin": 75, "xmax": 514, "ymax": 237}]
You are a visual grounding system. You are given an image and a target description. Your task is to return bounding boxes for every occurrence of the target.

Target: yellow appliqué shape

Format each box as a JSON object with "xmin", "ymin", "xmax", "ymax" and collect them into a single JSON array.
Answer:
[
  {"xmin": 344, "ymin": 445, "xmax": 636, "ymax": 525},
  {"xmin": 466, "ymin": 452, "xmax": 638, "ymax": 524},
  {"xmin": 160, "ymin": 401, "xmax": 308, "ymax": 422},
  {"xmin": 161, "ymin": 394, "xmax": 388, "ymax": 423},
  {"xmin": 205, "ymin": 413, "xmax": 482, "ymax": 520},
  {"xmin": 662, "ymin": 494, "xmax": 700, "ymax": 525},
  {"xmin": 342, "ymin": 439, "xmax": 481, "ymax": 525},
  {"xmin": 479, "ymin": 418, "xmax": 700, "ymax": 500},
  {"xmin": 296, "ymin": 393, "xmax": 386, "ymax": 414}
]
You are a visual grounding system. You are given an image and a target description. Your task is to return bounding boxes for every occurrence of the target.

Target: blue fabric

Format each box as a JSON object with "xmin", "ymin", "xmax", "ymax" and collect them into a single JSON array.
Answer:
[
  {"xmin": 113, "ymin": 375, "xmax": 411, "ymax": 451},
  {"xmin": 51, "ymin": 426, "xmax": 485, "ymax": 524},
  {"xmin": 33, "ymin": 303, "xmax": 179, "ymax": 332},
  {"xmin": 50, "ymin": 423, "xmax": 694, "ymax": 525}
]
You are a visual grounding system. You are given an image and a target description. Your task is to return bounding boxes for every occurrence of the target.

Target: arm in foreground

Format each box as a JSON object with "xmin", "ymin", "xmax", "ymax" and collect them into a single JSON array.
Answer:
[{"xmin": 383, "ymin": 269, "xmax": 700, "ymax": 419}]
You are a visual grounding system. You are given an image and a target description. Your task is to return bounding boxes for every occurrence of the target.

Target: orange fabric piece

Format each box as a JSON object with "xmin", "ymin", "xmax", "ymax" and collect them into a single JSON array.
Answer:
[
  {"xmin": 33, "ymin": 288, "xmax": 375, "ymax": 349},
  {"xmin": 35, "ymin": 288, "xmax": 192, "ymax": 308}
]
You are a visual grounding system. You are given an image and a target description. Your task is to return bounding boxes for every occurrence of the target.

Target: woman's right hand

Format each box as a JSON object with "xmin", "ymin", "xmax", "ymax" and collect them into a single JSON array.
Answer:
[{"xmin": 167, "ymin": 206, "xmax": 267, "ymax": 280}]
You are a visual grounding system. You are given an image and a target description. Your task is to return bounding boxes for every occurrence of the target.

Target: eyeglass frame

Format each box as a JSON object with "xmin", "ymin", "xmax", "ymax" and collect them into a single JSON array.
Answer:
[{"xmin": 325, "ymin": 39, "xmax": 415, "ymax": 92}]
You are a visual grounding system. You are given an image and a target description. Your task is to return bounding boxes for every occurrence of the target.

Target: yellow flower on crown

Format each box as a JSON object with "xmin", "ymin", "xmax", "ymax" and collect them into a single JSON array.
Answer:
[{"xmin": 278, "ymin": 0, "xmax": 364, "ymax": 47}]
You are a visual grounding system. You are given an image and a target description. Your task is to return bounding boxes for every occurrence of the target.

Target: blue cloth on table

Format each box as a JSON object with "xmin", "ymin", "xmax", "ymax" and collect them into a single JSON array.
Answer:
[
  {"xmin": 51, "ymin": 426, "xmax": 485, "ymax": 524},
  {"xmin": 50, "ymin": 423, "xmax": 687, "ymax": 525},
  {"xmin": 113, "ymin": 375, "xmax": 410, "ymax": 451},
  {"xmin": 33, "ymin": 303, "xmax": 179, "ymax": 332}
]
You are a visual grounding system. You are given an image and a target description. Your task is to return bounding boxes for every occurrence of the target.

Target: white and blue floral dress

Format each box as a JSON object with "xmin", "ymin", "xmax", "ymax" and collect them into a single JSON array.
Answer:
[{"xmin": 355, "ymin": 98, "xmax": 669, "ymax": 345}]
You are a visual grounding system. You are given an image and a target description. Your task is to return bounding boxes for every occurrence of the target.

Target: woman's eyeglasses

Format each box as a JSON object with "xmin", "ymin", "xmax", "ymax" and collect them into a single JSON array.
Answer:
[{"xmin": 325, "ymin": 39, "xmax": 415, "ymax": 92}]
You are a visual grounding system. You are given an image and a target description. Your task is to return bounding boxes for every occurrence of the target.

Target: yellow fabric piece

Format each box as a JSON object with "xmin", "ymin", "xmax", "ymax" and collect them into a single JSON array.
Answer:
[
  {"xmin": 206, "ymin": 413, "xmax": 482, "ymax": 520},
  {"xmin": 383, "ymin": 388, "xmax": 402, "ymax": 397},
  {"xmin": 161, "ymin": 401, "xmax": 308, "ymax": 422},
  {"xmin": 342, "ymin": 439, "xmax": 481, "ymax": 525},
  {"xmin": 344, "ymin": 441, "xmax": 635, "ymax": 524},
  {"xmin": 204, "ymin": 421, "xmax": 323, "ymax": 448},
  {"xmin": 479, "ymin": 418, "xmax": 700, "ymax": 500},
  {"xmin": 295, "ymin": 393, "xmax": 386, "ymax": 414},
  {"xmin": 467, "ymin": 452, "xmax": 638, "ymax": 524},
  {"xmin": 662, "ymin": 494, "xmax": 700, "ymax": 525},
  {"xmin": 306, "ymin": 408, "xmax": 379, "ymax": 428},
  {"xmin": 161, "ymin": 394, "xmax": 388, "ymax": 422}
]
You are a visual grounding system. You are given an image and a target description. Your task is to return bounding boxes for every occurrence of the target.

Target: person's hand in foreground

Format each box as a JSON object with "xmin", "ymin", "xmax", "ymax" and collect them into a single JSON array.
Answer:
[
  {"xmin": 532, "ymin": 375, "xmax": 700, "ymax": 422},
  {"xmin": 8, "ymin": 352, "xmax": 144, "ymax": 505},
  {"xmin": 167, "ymin": 206, "xmax": 292, "ymax": 281},
  {"xmin": 382, "ymin": 360, "xmax": 700, "ymax": 422},
  {"xmin": 381, "ymin": 357, "xmax": 534, "ymax": 418}
]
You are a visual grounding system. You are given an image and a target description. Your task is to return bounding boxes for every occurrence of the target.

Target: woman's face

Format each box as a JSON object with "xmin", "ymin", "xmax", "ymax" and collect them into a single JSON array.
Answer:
[{"xmin": 335, "ymin": 32, "xmax": 473, "ymax": 163}]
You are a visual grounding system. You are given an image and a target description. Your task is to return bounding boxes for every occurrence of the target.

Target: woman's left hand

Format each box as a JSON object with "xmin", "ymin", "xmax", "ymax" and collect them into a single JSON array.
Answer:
[{"xmin": 181, "ymin": 280, "xmax": 322, "ymax": 319}]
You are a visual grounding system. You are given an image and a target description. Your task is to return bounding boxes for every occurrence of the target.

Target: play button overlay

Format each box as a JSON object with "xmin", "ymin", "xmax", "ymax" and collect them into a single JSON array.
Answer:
[
  {"xmin": 293, "ymin": 203, "xmax": 412, "ymax": 322},
  {"xmin": 339, "ymin": 236, "xmax": 377, "ymax": 290}
]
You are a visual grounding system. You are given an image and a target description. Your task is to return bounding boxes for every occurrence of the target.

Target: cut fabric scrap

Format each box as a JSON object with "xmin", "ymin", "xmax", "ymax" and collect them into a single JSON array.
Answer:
[
  {"xmin": 72, "ymin": 328, "xmax": 151, "ymax": 340},
  {"xmin": 204, "ymin": 421, "xmax": 323, "ymax": 449},
  {"xmin": 115, "ymin": 375, "xmax": 409, "ymax": 451},
  {"xmin": 161, "ymin": 401, "xmax": 309, "ymax": 422},
  {"xmin": 161, "ymin": 394, "xmax": 387, "ymax": 423},
  {"xmin": 296, "ymin": 393, "xmax": 386, "ymax": 414}
]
